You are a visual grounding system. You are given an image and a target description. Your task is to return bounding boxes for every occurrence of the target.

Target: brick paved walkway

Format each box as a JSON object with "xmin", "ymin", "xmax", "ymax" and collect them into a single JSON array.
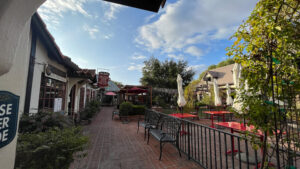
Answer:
[{"xmin": 70, "ymin": 107, "xmax": 201, "ymax": 169}]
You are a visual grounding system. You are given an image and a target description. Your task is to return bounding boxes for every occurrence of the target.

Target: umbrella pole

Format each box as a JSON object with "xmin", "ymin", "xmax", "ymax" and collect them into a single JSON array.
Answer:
[{"xmin": 180, "ymin": 106, "xmax": 183, "ymax": 116}]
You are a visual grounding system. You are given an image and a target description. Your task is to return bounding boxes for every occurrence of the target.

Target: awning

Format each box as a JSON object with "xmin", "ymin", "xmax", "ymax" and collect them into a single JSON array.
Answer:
[
  {"xmin": 127, "ymin": 87, "xmax": 148, "ymax": 94},
  {"xmin": 105, "ymin": 91, "xmax": 117, "ymax": 96}
]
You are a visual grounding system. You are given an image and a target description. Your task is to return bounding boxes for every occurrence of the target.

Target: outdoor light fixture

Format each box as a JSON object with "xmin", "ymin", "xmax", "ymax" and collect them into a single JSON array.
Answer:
[{"xmin": 103, "ymin": 0, "xmax": 166, "ymax": 12}]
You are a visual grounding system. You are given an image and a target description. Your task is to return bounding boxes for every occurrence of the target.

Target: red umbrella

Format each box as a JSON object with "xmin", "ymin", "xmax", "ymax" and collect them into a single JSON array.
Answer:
[
  {"xmin": 105, "ymin": 91, "xmax": 117, "ymax": 96},
  {"xmin": 128, "ymin": 87, "xmax": 147, "ymax": 93}
]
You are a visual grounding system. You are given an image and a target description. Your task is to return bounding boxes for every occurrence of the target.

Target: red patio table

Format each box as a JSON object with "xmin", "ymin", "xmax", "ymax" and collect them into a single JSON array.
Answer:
[
  {"xmin": 215, "ymin": 122, "xmax": 283, "ymax": 147},
  {"xmin": 203, "ymin": 111, "xmax": 233, "ymax": 128},
  {"xmin": 215, "ymin": 122, "xmax": 259, "ymax": 155},
  {"xmin": 215, "ymin": 122, "xmax": 279, "ymax": 168},
  {"xmin": 169, "ymin": 113, "xmax": 198, "ymax": 118},
  {"xmin": 169, "ymin": 113, "xmax": 198, "ymax": 135}
]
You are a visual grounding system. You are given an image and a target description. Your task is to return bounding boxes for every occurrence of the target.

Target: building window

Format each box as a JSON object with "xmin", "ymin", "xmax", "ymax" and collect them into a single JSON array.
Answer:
[
  {"xmin": 39, "ymin": 74, "xmax": 66, "ymax": 112},
  {"xmin": 86, "ymin": 89, "xmax": 90, "ymax": 103}
]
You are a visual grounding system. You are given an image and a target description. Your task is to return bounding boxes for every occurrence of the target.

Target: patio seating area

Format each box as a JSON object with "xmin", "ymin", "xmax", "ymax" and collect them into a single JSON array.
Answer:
[
  {"xmin": 70, "ymin": 107, "xmax": 200, "ymax": 169},
  {"xmin": 70, "ymin": 106, "xmax": 300, "ymax": 169}
]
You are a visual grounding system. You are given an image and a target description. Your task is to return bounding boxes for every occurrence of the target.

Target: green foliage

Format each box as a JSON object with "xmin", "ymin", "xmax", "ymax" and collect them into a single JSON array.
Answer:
[
  {"xmin": 184, "ymin": 79, "xmax": 200, "ymax": 108},
  {"xmin": 154, "ymin": 95, "xmax": 167, "ymax": 108},
  {"xmin": 227, "ymin": 0, "xmax": 300, "ymax": 128},
  {"xmin": 79, "ymin": 100, "xmax": 101, "ymax": 120},
  {"xmin": 132, "ymin": 105, "xmax": 146, "ymax": 115},
  {"xmin": 119, "ymin": 102, "xmax": 133, "ymax": 116},
  {"xmin": 16, "ymin": 112, "xmax": 88, "ymax": 169},
  {"xmin": 200, "ymin": 93, "xmax": 214, "ymax": 106},
  {"xmin": 15, "ymin": 127, "xmax": 88, "ymax": 169},
  {"xmin": 19, "ymin": 112, "xmax": 73, "ymax": 133},
  {"xmin": 217, "ymin": 59, "xmax": 235, "ymax": 67},
  {"xmin": 119, "ymin": 102, "xmax": 146, "ymax": 116},
  {"xmin": 195, "ymin": 102, "xmax": 207, "ymax": 107},
  {"xmin": 227, "ymin": 0, "xmax": 300, "ymax": 167},
  {"xmin": 140, "ymin": 57, "xmax": 195, "ymax": 88}
]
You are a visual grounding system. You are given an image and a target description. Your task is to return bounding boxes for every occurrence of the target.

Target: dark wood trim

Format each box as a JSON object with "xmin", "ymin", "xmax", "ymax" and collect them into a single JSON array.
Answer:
[
  {"xmin": 24, "ymin": 29, "xmax": 37, "ymax": 114},
  {"xmin": 103, "ymin": 0, "xmax": 164, "ymax": 12},
  {"xmin": 48, "ymin": 64, "xmax": 67, "ymax": 77}
]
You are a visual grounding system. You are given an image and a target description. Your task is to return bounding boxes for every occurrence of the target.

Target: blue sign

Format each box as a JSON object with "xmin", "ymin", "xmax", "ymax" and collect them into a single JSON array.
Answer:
[{"xmin": 0, "ymin": 91, "xmax": 19, "ymax": 148}]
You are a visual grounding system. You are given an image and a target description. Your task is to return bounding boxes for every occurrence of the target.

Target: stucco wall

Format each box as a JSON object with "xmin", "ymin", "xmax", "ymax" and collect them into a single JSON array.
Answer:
[
  {"xmin": 29, "ymin": 38, "xmax": 67, "ymax": 114},
  {"xmin": 0, "ymin": 20, "xmax": 31, "ymax": 169}
]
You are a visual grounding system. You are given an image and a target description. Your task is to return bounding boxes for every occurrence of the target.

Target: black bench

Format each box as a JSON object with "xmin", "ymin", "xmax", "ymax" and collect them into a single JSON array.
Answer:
[
  {"xmin": 148, "ymin": 117, "xmax": 182, "ymax": 160},
  {"xmin": 137, "ymin": 110, "xmax": 161, "ymax": 140}
]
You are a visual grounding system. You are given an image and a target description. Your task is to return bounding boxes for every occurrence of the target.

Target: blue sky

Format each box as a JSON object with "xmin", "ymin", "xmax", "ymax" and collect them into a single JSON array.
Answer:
[{"xmin": 38, "ymin": 0, "xmax": 258, "ymax": 85}]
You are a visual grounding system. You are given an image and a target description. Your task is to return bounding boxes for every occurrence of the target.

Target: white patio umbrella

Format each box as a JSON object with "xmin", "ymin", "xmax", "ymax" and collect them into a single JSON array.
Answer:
[
  {"xmin": 226, "ymin": 83, "xmax": 233, "ymax": 105},
  {"xmin": 232, "ymin": 63, "xmax": 243, "ymax": 114},
  {"xmin": 213, "ymin": 78, "xmax": 222, "ymax": 106},
  {"xmin": 232, "ymin": 63, "xmax": 241, "ymax": 88},
  {"xmin": 177, "ymin": 74, "xmax": 186, "ymax": 113}
]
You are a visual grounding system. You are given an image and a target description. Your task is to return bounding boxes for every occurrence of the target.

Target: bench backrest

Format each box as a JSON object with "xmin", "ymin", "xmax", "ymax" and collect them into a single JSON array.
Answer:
[
  {"xmin": 161, "ymin": 117, "xmax": 181, "ymax": 138},
  {"xmin": 146, "ymin": 109, "xmax": 161, "ymax": 126}
]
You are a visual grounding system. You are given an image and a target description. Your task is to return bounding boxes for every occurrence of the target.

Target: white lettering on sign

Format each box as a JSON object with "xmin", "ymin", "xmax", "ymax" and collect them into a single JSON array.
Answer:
[
  {"xmin": 0, "ymin": 129, "xmax": 8, "ymax": 142},
  {"xmin": 0, "ymin": 117, "xmax": 9, "ymax": 129},
  {"xmin": 0, "ymin": 104, "xmax": 12, "ymax": 143},
  {"xmin": 6, "ymin": 104, "xmax": 12, "ymax": 115},
  {"xmin": 0, "ymin": 104, "xmax": 13, "ymax": 116}
]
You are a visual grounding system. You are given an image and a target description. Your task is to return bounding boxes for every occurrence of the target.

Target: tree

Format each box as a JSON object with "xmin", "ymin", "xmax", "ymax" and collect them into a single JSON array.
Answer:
[
  {"xmin": 140, "ymin": 57, "xmax": 195, "ymax": 88},
  {"xmin": 227, "ymin": 0, "xmax": 300, "ymax": 168},
  {"xmin": 184, "ymin": 79, "xmax": 200, "ymax": 108}
]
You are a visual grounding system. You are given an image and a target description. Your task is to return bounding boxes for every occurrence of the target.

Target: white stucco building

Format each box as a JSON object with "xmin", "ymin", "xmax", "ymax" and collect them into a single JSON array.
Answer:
[{"xmin": 0, "ymin": 11, "xmax": 99, "ymax": 168}]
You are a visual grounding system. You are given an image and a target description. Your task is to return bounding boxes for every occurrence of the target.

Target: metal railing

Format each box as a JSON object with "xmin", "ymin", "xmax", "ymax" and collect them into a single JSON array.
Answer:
[{"xmin": 146, "ymin": 109, "xmax": 299, "ymax": 169}]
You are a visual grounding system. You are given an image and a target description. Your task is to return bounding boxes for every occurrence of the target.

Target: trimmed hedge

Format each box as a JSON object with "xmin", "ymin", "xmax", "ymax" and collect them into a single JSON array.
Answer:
[
  {"xmin": 119, "ymin": 102, "xmax": 133, "ymax": 116},
  {"xmin": 119, "ymin": 102, "xmax": 145, "ymax": 116},
  {"xmin": 132, "ymin": 105, "xmax": 146, "ymax": 115}
]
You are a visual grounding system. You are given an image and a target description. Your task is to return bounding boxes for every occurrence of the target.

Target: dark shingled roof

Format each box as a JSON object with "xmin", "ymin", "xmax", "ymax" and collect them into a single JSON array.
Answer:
[{"xmin": 202, "ymin": 64, "xmax": 235, "ymax": 86}]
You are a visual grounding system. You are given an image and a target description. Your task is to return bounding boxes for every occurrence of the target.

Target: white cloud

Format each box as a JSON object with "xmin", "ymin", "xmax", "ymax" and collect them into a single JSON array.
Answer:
[
  {"xmin": 187, "ymin": 64, "xmax": 208, "ymax": 74},
  {"xmin": 38, "ymin": 0, "xmax": 91, "ymax": 26},
  {"xmin": 128, "ymin": 64, "xmax": 144, "ymax": 71},
  {"xmin": 167, "ymin": 54, "xmax": 184, "ymax": 60},
  {"xmin": 132, "ymin": 53, "xmax": 147, "ymax": 60},
  {"xmin": 103, "ymin": 2, "xmax": 123, "ymax": 21},
  {"xmin": 83, "ymin": 24, "xmax": 99, "ymax": 39},
  {"xmin": 136, "ymin": 0, "xmax": 257, "ymax": 54},
  {"xmin": 184, "ymin": 46, "xmax": 203, "ymax": 58},
  {"xmin": 104, "ymin": 33, "xmax": 114, "ymax": 39}
]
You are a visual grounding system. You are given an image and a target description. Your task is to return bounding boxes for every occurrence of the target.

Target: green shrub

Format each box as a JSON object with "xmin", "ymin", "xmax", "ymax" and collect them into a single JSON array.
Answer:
[
  {"xmin": 154, "ymin": 96, "xmax": 167, "ymax": 108},
  {"xmin": 88, "ymin": 100, "xmax": 101, "ymax": 109},
  {"xmin": 119, "ymin": 102, "xmax": 133, "ymax": 116},
  {"xmin": 79, "ymin": 100, "xmax": 101, "ymax": 120},
  {"xmin": 200, "ymin": 93, "xmax": 214, "ymax": 106},
  {"xmin": 15, "ymin": 112, "xmax": 88, "ymax": 169},
  {"xmin": 132, "ymin": 105, "xmax": 146, "ymax": 115},
  {"xmin": 15, "ymin": 127, "xmax": 88, "ymax": 169},
  {"xmin": 195, "ymin": 102, "xmax": 207, "ymax": 107},
  {"xmin": 19, "ymin": 112, "xmax": 72, "ymax": 133}
]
